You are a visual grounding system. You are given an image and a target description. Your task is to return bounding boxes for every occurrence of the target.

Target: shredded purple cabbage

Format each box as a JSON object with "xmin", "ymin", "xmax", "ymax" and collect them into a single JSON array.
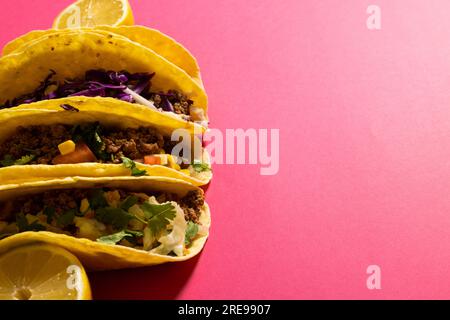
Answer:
[
  {"xmin": 0, "ymin": 70, "xmax": 195, "ymax": 120},
  {"xmin": 56, "ymin": 70, "xmax": 154, "ymax": 102},
  {"xmin": 60, "ymin": 104, "xmax": 80, "ymax": 112}
]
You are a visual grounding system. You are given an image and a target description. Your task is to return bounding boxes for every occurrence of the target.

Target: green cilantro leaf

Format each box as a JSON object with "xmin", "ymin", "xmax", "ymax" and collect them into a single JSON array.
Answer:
[
  {"xmin": 71, "ymin": 125, "xmax": 81, "ymax": 141},
  {"xmin": 14, "ymin": 154, "xmax": 36, "ymax": 165},
  {"xmin": 126, "ymin": 230, "xmax": 144, "ymax": 238},
  {"xmin": 16, "ymin": 213, "xmax": 28, "ymax": 231},
  {"xmin": 88, "ymin": 189, "xmax": 108, "ymax": 209},
  {"xmin": 97, "ymin": 230, "xmax": 132, "ymax": 245},
  {"xmin": 140, "ymin": 202, "xmax": 176, "ymax": 235},
  {"xmin": 57, "ymin": 209, "xmax": 76, "ymax": 228},
  {"xmin": 95, "ymin": 207, "xmax": 134, "ymax": 230},
  {"xmin": 192, "ymin": 161, "xmax": 211, "ymax": 173},
  {"xmin": 16, "ymin": 213, "xmax": 46, "ymax": 232},
  {"xmin": 121, "ymin": 157, "xmax": 148, "ymax": 177},
  {"xmin": 72, "ymin": 123, "xmax": 109, "ymax": 160},
  {"xmin": 92, "ymin": 130, "xmax": 108, "ymax": 159},
  {"xmin": 120, "ymin": 196, "xmax": 139, "ymax": 211},
  {"xmin": 43, "ymin": 207, "xmax": 56, "ymax": 224},
  {"xmin": 1, "ymin": 155, "xmax": 15, "ymax": 167},
  {"xmin": 0, "ymin": 154, "xmax": 35, "ymax": 167},
  {"xmin": 185, "ymin": 222, "xmax": 199, "ymax": 246},
  {"xmin": 96, "ymin": 229, "xmax": 144, "ymax": 245}
]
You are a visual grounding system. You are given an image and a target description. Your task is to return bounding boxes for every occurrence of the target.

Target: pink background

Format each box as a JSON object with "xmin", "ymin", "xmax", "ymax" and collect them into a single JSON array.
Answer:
[{"xmin": 1, "ymin": 0, "xmax": 450, "ymax": 299}]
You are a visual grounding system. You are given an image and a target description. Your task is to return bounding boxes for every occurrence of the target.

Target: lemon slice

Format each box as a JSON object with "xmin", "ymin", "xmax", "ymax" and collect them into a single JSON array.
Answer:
[
  {"xmin": 53, "ymin": 0, "xmax": 134, "ymax": 29},
  {"xmin": 0, "ymin": 244, "xmax": 91, "ymax": 300}
]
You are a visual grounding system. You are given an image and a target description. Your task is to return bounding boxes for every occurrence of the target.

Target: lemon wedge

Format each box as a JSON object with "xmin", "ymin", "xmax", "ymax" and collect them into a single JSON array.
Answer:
[
  {"xmin": 0, "ymin": 243, "xmax": 91, "ymax": 300},
  {"xmin": 53, "ymin": 0, "xmax": 134, "ymax": 29}
]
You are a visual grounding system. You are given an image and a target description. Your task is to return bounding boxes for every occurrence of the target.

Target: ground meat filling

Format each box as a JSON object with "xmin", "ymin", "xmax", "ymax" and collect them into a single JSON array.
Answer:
[
  {"xmin": 0, "ymin": 188, "xmax": 204, "ymax": 225},
  {"xmin": 150, "ymin": 90, "xmax": 193, "ymax": 116},
  {"xmin": 103, "ymin": 127, "xmax": 166, "ymax": 163},
  {"xmin": 156, "ymin": 190, "xmax": 205, "ymax": 223},
  {"xmin": 0, "ymin": 124, "xmax": 172, "ymax": 166},
  {"xmin": 20, "ymin": 189, "xmax": 87, "ymax": 216},
  {"xmin": 0, "ymin": 125, "xmax": 72, "ymax": 165},
  {"xmin": 180, "ymin": 190, "xmax": 205, "ymax": 223}
]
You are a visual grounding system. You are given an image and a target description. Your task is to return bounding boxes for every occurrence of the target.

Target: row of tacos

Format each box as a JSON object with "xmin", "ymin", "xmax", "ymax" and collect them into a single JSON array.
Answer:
[{"xmin": 0, "ymin": 22, "xmax": 212, "ymax": 270}]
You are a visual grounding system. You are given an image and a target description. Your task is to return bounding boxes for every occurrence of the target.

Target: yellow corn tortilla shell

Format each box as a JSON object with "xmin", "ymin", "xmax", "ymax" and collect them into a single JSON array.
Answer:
[
  {"xmin": 0, "ymin": 176, "xmax": 211, "ymax": 271},
  {"xmin": 2, "ymin": 26, "xmax": 203, "ymax": 87},
  {"xmin": 0, "ymin": 29, "xmax": 208, "ymax": 119},
  {"xmin": 0, "ymin": 98, "xmax": 212, "ymax": 186},
  {"xmin": 9, "ymin": 96, "xmax": 205, "ymax": 135}
]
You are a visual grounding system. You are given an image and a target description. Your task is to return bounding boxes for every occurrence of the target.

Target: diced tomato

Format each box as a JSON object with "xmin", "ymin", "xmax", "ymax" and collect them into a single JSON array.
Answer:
[
  {"xmin": 144, "ymin": 155, "xmax": 162, "ymax": 165},
  {"xmin": 52, "ymin": 142, "xmax": 97, "ymax": 165}
]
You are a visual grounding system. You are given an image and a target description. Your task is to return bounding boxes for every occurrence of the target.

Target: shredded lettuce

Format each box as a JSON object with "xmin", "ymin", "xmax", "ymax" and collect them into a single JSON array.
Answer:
[
  {"xmin": 150, "ymin": 203, "xmax": 187, "ymax": 257},
  {"xmin": 1, "ymin": 70, "xmax": 157, "ymax": 108}
]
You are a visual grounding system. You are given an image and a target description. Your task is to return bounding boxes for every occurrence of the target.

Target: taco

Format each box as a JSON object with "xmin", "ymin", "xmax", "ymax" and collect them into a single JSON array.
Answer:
[
  {"xmin": 0, "ymin": 28, "xmax": 208, "ymax": 126},
  {"xmin": 0, "ymin": 176, "xmax": 210, "ymax": 270},
  {"xmin": 0, "ymin": 97, "xmax": 212, "ymax": 186},
  {"xmin": 2, "ymin": 25, "xmax": 203, "ymax": 87}
]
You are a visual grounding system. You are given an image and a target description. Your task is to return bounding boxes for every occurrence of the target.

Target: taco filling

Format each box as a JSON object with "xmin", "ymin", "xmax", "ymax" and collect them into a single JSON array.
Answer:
[
  {"xmin": 0, "ymin": 188, "xmax": 207, "ymax": 256},
  {"xmin": 0, "ymin": 70, "xmax": 206, "ymax": 123},
  {"xmin": 0, "ymin": 122, "xmax": 211, "ymax": 178}
]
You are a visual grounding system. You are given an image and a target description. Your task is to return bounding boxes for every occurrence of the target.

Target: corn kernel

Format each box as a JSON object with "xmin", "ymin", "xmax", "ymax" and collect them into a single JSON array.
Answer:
[
  {"xmin": 58, "ymin": 140, "xmax": 76, "ymax": 155},
  {"xmin": 80, "ymin": 199, "xmax": 90, "ymax": 214}
]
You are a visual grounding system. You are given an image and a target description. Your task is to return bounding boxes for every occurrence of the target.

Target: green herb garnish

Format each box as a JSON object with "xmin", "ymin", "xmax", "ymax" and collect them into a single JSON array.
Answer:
[
  {"xmin": 16, "ymin": 213, "xmax": 46, "ymax": 232},
  {"xmin": 57, "ymin": 209, "xmax": 76, "ymax": 228},
  {"xmin": 43, "ymin": 207, "xmax": 56, "ymax": 224},
  {"xmin": 121, "ymin": 157, "xmax": 148, "ymax": 177},
  {"xmin": 140, "ymin": 202, "xmax": 176, "ymax": 235},
  {"xmin": 185, "ymin": 222, "xmax": 199, "ymax": 246},
  {"xmin": 96, "ymin": 229, "xmax": 144, "ymax": 245},
  {"xmin": 120, "ymin": 196, "xmax": 139, "ymax": 211},
  {"xmin": 0, "ymin": 155, "xmax": 14, "ymax": 167},
  {"xmin": 1, "ymin": 154, "xmax": 35, "ymax": 167},
  {"xmin": 72, "ymin": 123, "xmax": 108, "ymax": 160},
  {"xmin": 88, "ymin": 189, "xmax": 108, "ymax": 209},
  {"xmin": 95, "ymin": 207, "xmax": 134, "ymax": 230},
  {"xmin": 191, "ymin": 161, "xmax": 211, "ymax": 173}
]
